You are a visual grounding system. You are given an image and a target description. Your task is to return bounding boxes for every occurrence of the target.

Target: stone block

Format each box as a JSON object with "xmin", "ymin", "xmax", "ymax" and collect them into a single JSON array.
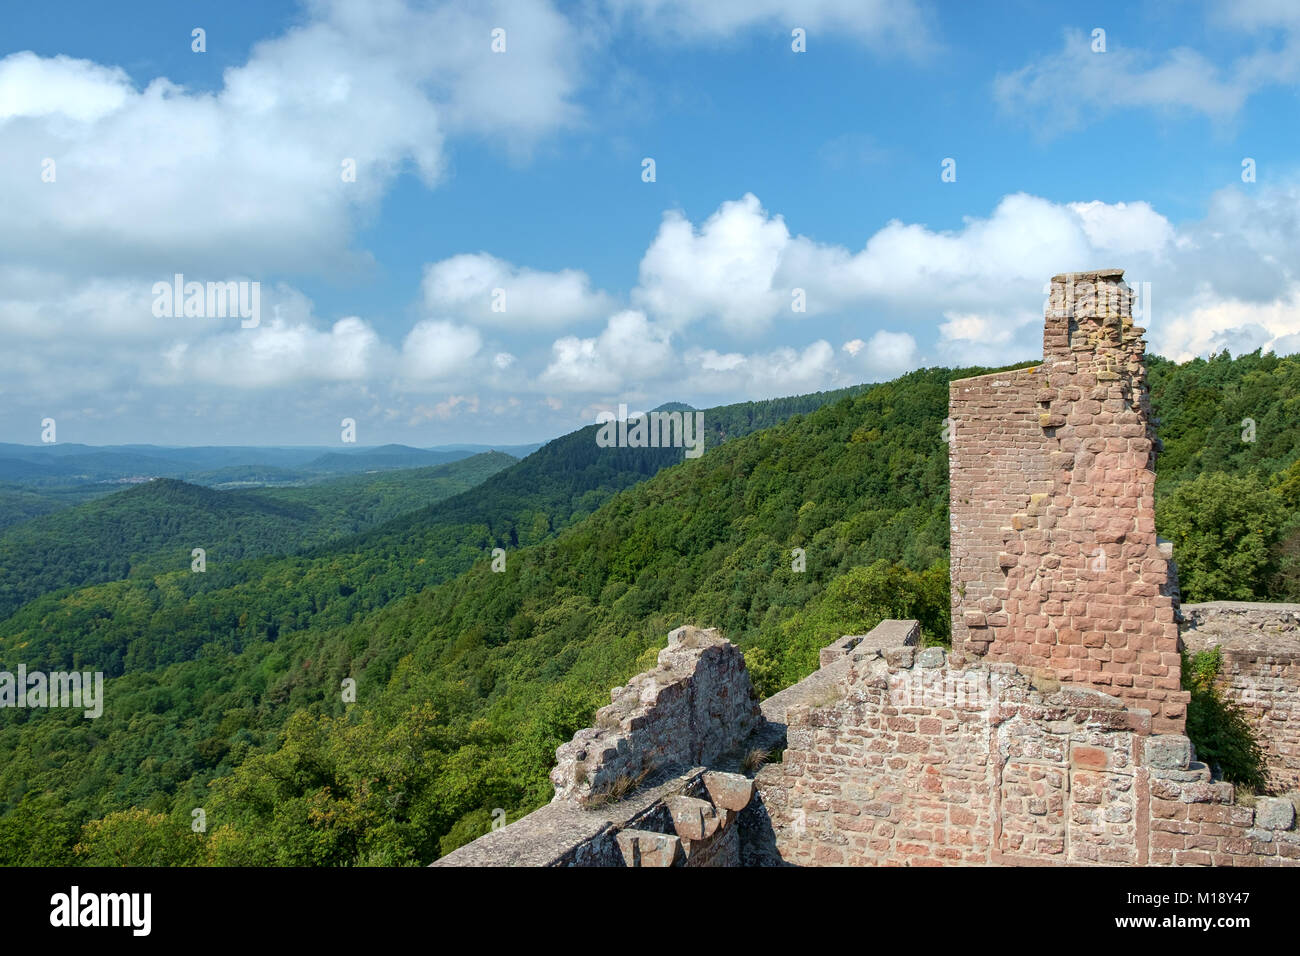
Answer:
[
  {"xmin": 917, "ymin": 647, "xmax": 946, "ymax": 669},
  {"xmin": 664, "ymin": 795, "xmax": 721, "ymax": 841},
  {"xmin": 702, "ymin": 771, "xmax": 755, "ymax": 812},
  {"xmin": 1255, "ymin": 797, "xmax": 1296, "ymax": 832},
  {"xmin": 1145, "ymin": 734, "xmax": 1192, "ymax": 771},
  {"xmin": 615, "ymin": 829, "xmax": 682, "ymax": 867},
  {"xmin": 884, "ymin": 646, "xmax": 915, "ymax": 668}
]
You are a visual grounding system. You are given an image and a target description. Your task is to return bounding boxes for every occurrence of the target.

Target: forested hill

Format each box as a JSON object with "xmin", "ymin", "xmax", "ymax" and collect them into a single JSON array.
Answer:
[
  {"xmin": 0, "ymin": 365, "xmax": 974, "ymax": 865},
  {"xmin": 0, "ymin": 385, "xmax": 872, "ymax": 681},
  {"xmin": 2, "ymin": 350, "xmax": 1300, "ymax": 866},
  {"xmin": 0, "ymin": 452, "xmax": 517, "ymax": 621}
]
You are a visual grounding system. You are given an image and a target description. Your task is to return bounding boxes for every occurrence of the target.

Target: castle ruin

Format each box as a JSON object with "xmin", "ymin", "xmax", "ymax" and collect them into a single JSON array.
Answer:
[{"xmin": 437, "ymin": 270, "xmax": 1300, "ymax": 867}]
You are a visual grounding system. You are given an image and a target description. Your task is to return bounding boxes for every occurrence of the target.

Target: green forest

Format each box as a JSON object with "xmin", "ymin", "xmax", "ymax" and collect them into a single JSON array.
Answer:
[{"xmin": 1, "ymin": 351, "xmax": 1298, "ymax": 866}]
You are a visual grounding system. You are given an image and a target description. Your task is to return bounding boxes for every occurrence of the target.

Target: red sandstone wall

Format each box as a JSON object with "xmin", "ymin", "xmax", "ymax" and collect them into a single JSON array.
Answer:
[
  {"xmin": 753, "ymin": 649, "xmax": 1300, "ymax": 866},
  {"xmin": 949, "ymin": 270, "xmax": 1187, "ymax": 732}
]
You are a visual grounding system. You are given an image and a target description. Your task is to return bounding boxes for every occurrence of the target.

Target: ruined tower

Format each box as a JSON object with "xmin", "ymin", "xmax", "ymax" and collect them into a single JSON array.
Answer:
[{"xmin": 948, "ymin": 269, "xmax": 1188, "ymax": 733}]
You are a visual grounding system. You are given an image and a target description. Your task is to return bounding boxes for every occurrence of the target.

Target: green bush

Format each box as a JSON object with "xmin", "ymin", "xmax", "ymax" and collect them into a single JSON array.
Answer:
[{"xmin": 1181, "ymin": 648, "xmax": 1268, "ymax": 792}]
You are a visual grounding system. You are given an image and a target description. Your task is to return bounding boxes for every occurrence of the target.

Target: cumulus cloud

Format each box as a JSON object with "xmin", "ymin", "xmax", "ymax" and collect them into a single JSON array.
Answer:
[
  {"xmin": 422, "ymin": 253, "xmax": 613, "ymax": 327},
  {"xmin": 0, "ymin": 0, "xmax": 583, "ymax": 276},
  {"xmin": 634, "ymin": 194, "xmax": 793, "ymax": 335},
  {"xmin": 8, "ymin": 179, "xmax": 1300, "ymax": 413},
  {"xmin": 0, "ymin": 0, "xmax": 589, "ymax": 436},
  {"xmin": 539, "ymin": 310, "xmax": 674, "ymax": 391},
  {"xmin": 398, "ymin": 320, "xmax": 483, "ymax": 384},
  {"xmin": 856, "ymin": 330, "xmax": 919, "ymax": 380},
  {"xmin": 682, "ymin": 340, "xmax": 839, "ymax": 397},
  {"xmin": 157, "ymin": 307, "xmax": 386, "ymax": 389},
  {"xmin": 631, "ymin": 191, "xmax": 1171, "ymax": 338},
  {"xmin": 158, "ymin": 316, "xmax": 382, "ymax": 388},
  {"xmin": 1154, "ymin": 290, "xmax": 1300, "ymax": 362},
  {"xmin": 629, "ymin": 183, "xmax": 1300, "ymax": 371},
  {"xmin": 0, "ymin": 53, "xmax": 131, "ymax": 122}
]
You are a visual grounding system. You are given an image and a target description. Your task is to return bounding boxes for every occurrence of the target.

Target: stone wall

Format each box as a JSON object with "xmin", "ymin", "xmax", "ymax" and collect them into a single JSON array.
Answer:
[
  {"xmin": 436, "ymin": 620, "xmax": 1300, "ymax": 867},
  {"xmin": 949, "ymin": 270, "xmax": 1187, "ymax": 733},
  {"xmin": 1181, "ymin": 602, "xmax": 1300, "ymax": 791},
  {"xmin": 751, "ymin": 642, "xmax": 1300, "ymax": 866},
  {"xmin": 433, "ymin": 767, "xmax": 755, "ymax": 867},
  {"xmin": 549, "ymin": 625, "xmax": 762, "ymax": 805},
  {"xmin": 434, "ymin": 625, "xmax": 764, "ymax": 866},
  {"xmin": 432, "ymin": 267, "xmax": 1300, "ymax": 868}
]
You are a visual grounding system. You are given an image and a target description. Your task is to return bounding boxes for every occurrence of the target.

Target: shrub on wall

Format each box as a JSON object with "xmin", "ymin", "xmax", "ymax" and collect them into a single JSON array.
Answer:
[{"xmin": 1181, "ymin": 647, "xmax": 1268, "ymax": 792}]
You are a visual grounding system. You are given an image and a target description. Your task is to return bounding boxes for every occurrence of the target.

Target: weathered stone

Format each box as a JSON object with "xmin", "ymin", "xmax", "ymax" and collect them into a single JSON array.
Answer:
[
  {"xmin": 664, "ymin": 795, "xmax": 720, "ymax": 841},
  {"xmin": 616, "ymin": 829, "xmax": 681, "ymax": 867},
  {"xmin": 440, "ymin": 270, "xmax": 1300, "ymax": 871},
  {"xmin": 702, "ymin": 771, "xmax": 754, "ymax": 812},
  {"xmin": 883, "ymin": 646, "xmax": 915, "ymax": 669},
  {"xmin": 916, "ymin": 646, "xmax": 946, "ymax": 669},
  {"xmin": 1181, "ymin": 603, "xmax": 1300, "ymax": 790},
  {"xmin": 948, "ymin": 269, "xmax": 1188, "ymax": 734},
  {"xmin": 1145, "ymin": 735, "xmax": 1193, "ymax": 771},
  {"xmin": 1255, "ymin": 797, "xmax": 1296, "ymax": 831},
  {"xmin": 550, "ymin": 626, "xmax": 763, "ymax": 805}
]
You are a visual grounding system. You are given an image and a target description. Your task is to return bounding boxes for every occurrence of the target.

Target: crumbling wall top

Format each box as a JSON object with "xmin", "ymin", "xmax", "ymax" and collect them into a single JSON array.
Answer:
[{"xmin": 549, "ymin": 625, "xmax": 762, "ymax": 805}]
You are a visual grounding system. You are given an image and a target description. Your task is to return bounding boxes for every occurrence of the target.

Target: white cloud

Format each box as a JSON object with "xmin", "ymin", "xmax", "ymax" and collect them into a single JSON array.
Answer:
[
  {"xmin": 632, "ymin": 191, "xmax": 1167, "ymax": 334},
  {"xmin": 631, "ymin": 183, "xmax": 1300, "ymax": 371},
  {"xmin": 937, "ymin": 309, "xmax": 1041, "ymax": 366},
  {"xmin": 422, "ymin": 253, "xmax": 613, "ymax": 327},
  {"xmin": 398, "ymin": 320, "xmax": 483, "ymax": 383},
  {"xmin": 0, "ymin": 0, "xmax": 583, "ymax": 276},
  {"xmin": 1067, "ymin": 200, "xmax": 1176, "ymax": 259},
  {"xmin": 682, "ymin": 340, "xmax": 839, "ymax": 396},
  {"xmin": 1154, "ymin": 291, "xmax": 1300, "ymax": 362},
  {"xmin": 994, "ymin": 13, "xmax": 1300, "ymax": 132},
  {"xmin": 603, "ymin": 0, "xmax": 935, "ymax": 56},
  {"xmin": 0, "ymin": 52, "xmax": 131, "ymax": 122},
  {"xmin": 539, "ymin": 310, "xmax": 673, "ymax": 391},
  {"xmin": 6, "ymin": 180, "xmax": 1298, "ymax": 412},
  {"xmin": 159, "ymin": 314, "xmax": 385, "ymax": 389},
  {"xmin": 634, "ymin": 194, "xmax": 794, "ymax": 334},
  {"xmin": 856, "ymin": 330, "xmax": 919, "ymax": 380}
]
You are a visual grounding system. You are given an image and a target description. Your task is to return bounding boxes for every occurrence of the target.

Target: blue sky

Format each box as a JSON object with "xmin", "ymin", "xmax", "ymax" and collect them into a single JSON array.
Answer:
[{"xmin": 2, "ymin": 0, "xmax": 1298, "ymax": 445}]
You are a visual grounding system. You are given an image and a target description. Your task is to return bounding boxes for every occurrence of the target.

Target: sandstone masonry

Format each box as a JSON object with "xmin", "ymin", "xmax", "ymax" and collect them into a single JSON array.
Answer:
[
  {"xmin": 752, "ymin": 634, "xmax": 1300, "ymax": 866},
  {"xmin": 949, "ymin": 270, "xmax": 1188, "ymax": 733},
  {"xmin": 436, "ymin": 625, "xmax": 763, "ymax": 867},
  {"xmin": 436, "ymin": 269, "xmax": 1299, "ymax": 867},
  {"xmin": 550, "ymin": 625, "xmax": 762, "ymax": 806}
]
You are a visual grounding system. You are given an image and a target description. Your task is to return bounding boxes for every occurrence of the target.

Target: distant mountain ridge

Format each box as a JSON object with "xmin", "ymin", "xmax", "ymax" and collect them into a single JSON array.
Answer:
[{"xmin": 0, "ymin": 452, "xmax": 518, "ymax": 624}]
